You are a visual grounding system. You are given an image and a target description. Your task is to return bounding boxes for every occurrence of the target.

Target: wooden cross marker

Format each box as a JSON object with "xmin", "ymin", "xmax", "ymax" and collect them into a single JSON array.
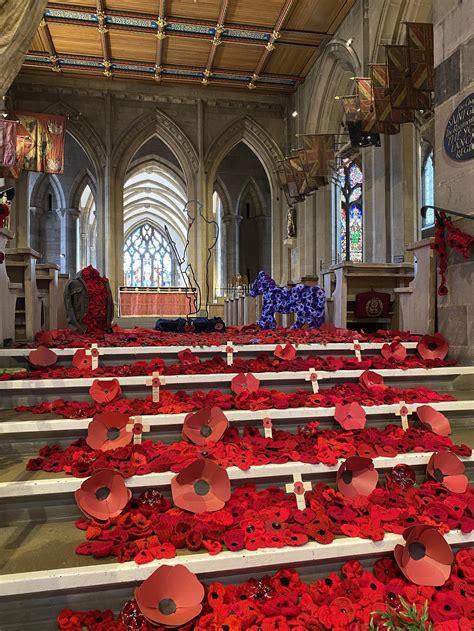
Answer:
[
  {"xmin": 305, "ymin": 368, "xmax": 319, "ymax": 393},
  {"xmin": 86, "ymin": 344, "xmax": 101, "ymax": 370},
  {"xmin": 285, "ymin": 473, "xmax": 312, "ymax": 510},
  {"xmin": 145, "ymin": 372, "xmax": 165, "ymax": 403},
  {"xmin": 353, "ymin": 340, "xmax": 362, "ymax": 362},
  {"xmin": 395, "ymin": 400, "xmax": 412, "ymax": 431},
  {"xmin": 262, "ymin": 416, "xmax": 273, "ymax": 438},
  {"xmin": 126, "ymin": 415, "xmax": 150, "ymax": 444},
  {"xmin": 225, "ymin": 341, "xmax": 237, "ymax": 366}
]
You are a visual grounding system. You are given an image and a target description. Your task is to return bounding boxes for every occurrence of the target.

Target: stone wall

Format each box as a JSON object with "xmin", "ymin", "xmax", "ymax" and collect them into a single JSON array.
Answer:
[{"xmin": 433, "ymin": 0, "xmax": 474, "ymax": 361}]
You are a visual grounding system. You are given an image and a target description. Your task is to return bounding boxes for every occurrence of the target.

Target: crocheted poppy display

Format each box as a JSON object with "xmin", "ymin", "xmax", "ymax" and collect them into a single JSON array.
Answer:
[
  {"xmin": 394, "ymin": 525, "xmax": 454, "ymax": 586},
  {"xmin": 274, "ymin": 343, "xmax": 297, "ymax": 361},
  {"xmin": 231, "ymin": 373, "xmax": 260, "ymax": 395},
  {"xmin": 34, "ymin": 324, "xmax": 422, "ymax": 350},
  {"xmin": 334, "ymin": 402, "xmax": 366, "ymax": 430},
  {"xmin": 171, "ymin": 459, "xmax": 231, "ymax": 514},
  {"xmin": 416, "ymin": 405, "xmax": 451, "ymax": 437},
  {"xmin": 73, "ymin": 475, "xmax": 473, "ymax": 563},
  {"xmin": 135, "ymin": 564, "xmax": 204, "ymax": 627},
  {"xmin": 2, "ymin": 350, "xmax": 456, "ymax": 382},
  {"xmin": 57, "ymin": 546, "xmax": 474, "ymax": 630},
  {"xmin": 86, "ymin": 412, "xmax": 132, "ymax": 452},
  {"xmin": 80, "ymin": 265, "xmax": 110, "ymax": 333},
  {"xmin": 417, "ymin": 334, "xmax": 449, "ymax": 361},
  {"xmin": 27, "ymin": 424, "xmax": 471, "ymax": 479},
  {"xmin": 381, "ymin": 341, "xmax": 407, "ymax": 362},
  {"xmin": 16, "ymin": 382, "xmax": 455, "ymax": 420},
  {"xmin": 426, "ymin": 452, "xmax": 468, "ymax": 494},
  {"xmin": 74, "ymin": 469, "xmax": 131, "ymax": 522},
  {"xmin": 182, "ymin": 407, "xmax": 229, "ymax": 446}
]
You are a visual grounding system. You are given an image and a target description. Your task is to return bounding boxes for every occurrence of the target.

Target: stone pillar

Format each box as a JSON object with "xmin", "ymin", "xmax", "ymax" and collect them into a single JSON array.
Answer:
[
  {"xmin": 433, "ymin": 0, "xmax": 474, "ymax": 361},
  {"xmin": 222, "ymin": 214, "xmax": 240, "ymax": 284},
  {"xmin": 40, "ymin": 208, "xmax": 62, "ymax": 269},
  {"xmin": 14, "ymin": 172, "xmax": 30, "ymax": 249},
  {"xmin": 64, "ymin": 208, "xmax": 80, "ymax": 275},
  {"xmin": 254, "ymin": 215, "xmax": 270, "ymax": 273}
]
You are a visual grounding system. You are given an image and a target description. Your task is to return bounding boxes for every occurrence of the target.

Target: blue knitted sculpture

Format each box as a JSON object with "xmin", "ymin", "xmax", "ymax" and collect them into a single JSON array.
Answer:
[{"xmin": 249, "ymin": 271, "xmax": 326, "ymax": 330}]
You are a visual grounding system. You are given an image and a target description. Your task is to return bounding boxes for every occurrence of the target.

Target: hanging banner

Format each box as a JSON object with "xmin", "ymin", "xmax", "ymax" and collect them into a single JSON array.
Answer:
[
  {"xmin": 0, "ymin": 119, "xmax": 17, "ymax": 167},
  {"xmin": 386, "ymin": 46, "xmax": 431, "ymax": 112},
  {"xmin": 3, "ymin": 112, "xmax": 65, "ymax": 178},
  {"xmin": 298, "ymin": 134, "xmax": 335, "ymax": 185},
  {"xmin": 370, "ymin": 64, "xmax": 401, "ymax": 134},
  {"xmin": 406, "ymin": 22, "xmax": 434, "ymax": 92},
  {"xmin": 355, "ymin": 78, "xmax": 380, "ymax": 133},
  {"xmin": 279, "ymin": 158, "xmax": 306, "ymax": 202},
  {"xmin": 288, "ymin": 156, "xmax": 309, "ymax": 198},
  {"xmin": 341, "ymin": 95, "xmax": 361, "ymax": 121}
]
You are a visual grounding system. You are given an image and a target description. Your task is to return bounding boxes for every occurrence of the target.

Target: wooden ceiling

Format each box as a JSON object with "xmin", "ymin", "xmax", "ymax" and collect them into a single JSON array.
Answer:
[{"xmin": 23, "ymin": 0, "xmax": 356, "ymax": 92}]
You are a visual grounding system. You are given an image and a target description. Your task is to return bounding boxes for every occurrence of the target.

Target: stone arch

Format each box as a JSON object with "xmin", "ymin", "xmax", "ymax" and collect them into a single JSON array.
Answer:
[
  {"xmin": 236, "ymin": 177, "xmax": 265, "ymax": 219},
  {"xmin": 113, "ymin": 109, "xmax": 199, "ymax": 194},
  {"xmin": 69, "ymin": 169, "xmax": 97, "ymax": 210},
  {"xmin": 213, "ymin": 176, "xmax": 233, "ymax": 217},
  {"xmin": 30, "ymin": 173, "xmax": 66, "ymax": 210},
  {"xmin": 205, "ymin": 117, "xmax": 284, "ymax": 281}
]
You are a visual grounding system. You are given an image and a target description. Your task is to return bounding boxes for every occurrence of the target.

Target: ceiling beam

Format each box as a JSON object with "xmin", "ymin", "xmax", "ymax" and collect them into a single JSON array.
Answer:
[
  {"xmin": 38, "ymin": 17, "xmax": 61, "ymax": 73},
  {"xmin": 96, "ymin": 0, "xmax": 112, "ymax": 77},
  {"xmin": 202, "ymin": 0, "xmax": 230, "ymax": 86},
  {"xmin": 154, "ymin": 0, "xmax": 167, "ymax": 82},
  {"xmin": 248, "ymin": 0, "xmax": 296, "ymax": 90}
]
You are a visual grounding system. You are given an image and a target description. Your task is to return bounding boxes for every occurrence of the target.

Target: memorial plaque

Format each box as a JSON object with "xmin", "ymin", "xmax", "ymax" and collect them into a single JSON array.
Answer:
[{"xmin": 443, "ymin": 93, "xmax": 473, "ymax": 161}]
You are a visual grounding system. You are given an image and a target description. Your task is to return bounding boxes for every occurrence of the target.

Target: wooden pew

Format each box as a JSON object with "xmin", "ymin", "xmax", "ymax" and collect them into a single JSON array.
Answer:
[
  {"xmin": 0, "ymin": 228, "xmax": 18, "ymax": 344},
  {"xmin": 5, "ymin": 247, "xmax": 43, "ymax": 341},
  {"xmin": 36, "ymin": 263, "xmax": 60, "ymax": 331}
]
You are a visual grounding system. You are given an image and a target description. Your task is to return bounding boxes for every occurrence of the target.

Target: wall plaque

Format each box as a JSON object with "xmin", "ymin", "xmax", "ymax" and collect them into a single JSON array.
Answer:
[{"xmin": 443, "ymin": 93, "xmax": 473, "ymax": 161}]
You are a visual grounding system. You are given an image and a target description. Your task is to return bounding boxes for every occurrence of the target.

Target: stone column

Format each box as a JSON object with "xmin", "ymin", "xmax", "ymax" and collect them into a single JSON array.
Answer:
[
  {"xmin": 222, "ymin": 214, "xmax": 240, "ymax": 284},
  {"xmin": 14, "ymin": 172, "xmax": 30, "ymax": 249},
  {"xmin": 64, "ymin": 208, "xmax": 80, "ymax": 275},
  {"xmin": 254, "ymin": 214, "xmax": 270, "ymax": 273}
]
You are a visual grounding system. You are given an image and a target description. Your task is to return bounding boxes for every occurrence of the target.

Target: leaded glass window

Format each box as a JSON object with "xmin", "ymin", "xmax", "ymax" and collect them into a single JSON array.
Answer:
[
  {"xmin": 338, "ymin": 158, "xmax": 363, "ymax": 262},
  {"xmin": 124, "ymin": 223, "xmax": 175, "ymax": 287},
  {"xmin": 422, "ymin": 147, "xmax": 434, "ymax": 228}
]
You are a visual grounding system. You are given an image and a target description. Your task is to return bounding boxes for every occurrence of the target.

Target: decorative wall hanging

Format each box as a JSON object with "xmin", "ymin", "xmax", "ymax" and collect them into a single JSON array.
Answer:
[
  {"xmin": 0, "ymin": 119, "xmax": 17, "ymax": 167},
  {"xmin": 249, "ymin": 270, "xmax": 326, "ymax": 330},
  {"xmin": 354, "ymin": 290, "xmax": 390, "ymax": 319}
]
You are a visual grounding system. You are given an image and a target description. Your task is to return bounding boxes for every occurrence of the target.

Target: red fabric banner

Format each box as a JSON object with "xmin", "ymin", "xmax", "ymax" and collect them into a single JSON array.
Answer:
[
  {"xmin": 0, "ymin": 119, "xmax": 17, "ymax": 167},
  {"xmin": 119, "ymin": 290, "xmax": 194, "ymax": 316}
]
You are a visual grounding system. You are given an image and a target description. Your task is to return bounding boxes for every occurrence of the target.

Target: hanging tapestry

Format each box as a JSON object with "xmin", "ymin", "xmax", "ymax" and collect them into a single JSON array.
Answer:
[
  {"xmin": 406, "ymin": 22, "xmax": 434, "ymax": 92},
  {"xmin": 370, "ymin": 64, "xmax": 401, "ymax": 133},
  {"xmin": 3, "ymin": 112, "xmax": 65, "ymax": 177},
  {"xmin": 0, "ymin": 119, "xmax": 17, "ymax": 167}
]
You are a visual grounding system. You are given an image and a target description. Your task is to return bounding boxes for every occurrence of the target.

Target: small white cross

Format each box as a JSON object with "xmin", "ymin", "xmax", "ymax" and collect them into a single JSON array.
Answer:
[
  {"xmin": 145, "ymin": 372, "xmax": 165, "ymax": 403},
  {"xmin": 225, "ymin": 341, "xmax": 237, "ymax": 366},
  {"xmin": 395, "ymin": 400, "xmax": 412, "ymax": 431},
  {"xmin": 305, "ymin": 368, "xmax": 319, "ymax": 393},
  {"xmin": 285, "ymin": 473, "xmax": 312, "ymax": 510},
  {"xmin": 262, "ymin": 416, "xmax": 273, "ymax": 438},
  {"xmin": 353, "ymin": 340, "xmax": 362, "ymax": 362},
  {"xmin": 85, "ymin": 344, "xmax": 101, "ymax": 370},
  {"xmin": 126, "ymin": 415, "xmax": 150, "ymax": 444}
]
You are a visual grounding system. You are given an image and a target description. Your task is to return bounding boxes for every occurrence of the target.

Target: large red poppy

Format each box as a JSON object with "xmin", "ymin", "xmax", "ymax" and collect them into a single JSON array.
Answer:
[
  {"xmin": 182, "ymin": 407, "xmax": 229, "ymax": 445},
  {"xmin": 177, "ymin": 349, "xmax": 200, "ymax": 365},
  {"xmin": 27, "ymin": 346, "xmax": 58, "ymax": 368},
  {"xmin": 74, "ymin": 469, "xmax": 131, "ymax": 521},
  {"xmin": 393, "ymin": 525, "xmax": 453, "ymax": 586},
  {"xmin": 231, "ymin": 373, "xmax": 260, "ymax": 395},
  {"xmin": 426, "ymin": 452, "xmax": 468, "ymax": 493},
  {"xmin": 135, "ymin": 564, "xmax": 204, "ymax": 627},
  {"xmin": 336, "ymin": 456, "xmax": 378, "ymax": 498},
  {"xmin": 89, "ymin": 378, "xmax": 122, "ymax": 404},
  {"xmin": 416, "ymin": 405, "xmax": 451, "ymax": 437},
  {"xmin": 86, "ymin": 412, "xmax": 132, "ymax": 451},
  {"xmin": 274, "ymin": 343, "xmax": 297, "ymax": 361},
  {"xmin": 381, "ymin": 341, "xmax": 407, "ymax": 362},
  {"xmin": 417, "ymin": 334, "xmax": 449, "ymax": 360},
  {"xmin": 171, "ymin": 458, "xmax": 231, "ymax": 514},
  {"xmin": 359, "ymin": 370, "xmax": 386, "ymax": 391},
  {"xmin": 334, "ymin": 402, "xmax": 366, "ymax": 430},
  {"xmin": 72, "ymin": 349, "xmax": 92, "ymax": 370}
]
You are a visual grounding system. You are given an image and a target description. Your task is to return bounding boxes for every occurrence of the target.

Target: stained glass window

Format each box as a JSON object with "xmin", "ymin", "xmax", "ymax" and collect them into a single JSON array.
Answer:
[
  {"xmin": 422, "ymin": 146, "xmax": 434, "ymax": 228},
  {"xmin": 338, "ymin": 158, "xmax": 363, "ymax": 262},
  {"xmin": 124, "ymin": 223, "xmax": 175, "ymax": 287}
]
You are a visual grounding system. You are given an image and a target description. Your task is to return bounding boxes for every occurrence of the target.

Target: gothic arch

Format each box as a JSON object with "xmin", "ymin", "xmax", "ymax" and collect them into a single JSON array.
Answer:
[
  {"xmin": 213, "ymin": 176, "xmax": 233, "ymax": 217},
  {"xmin": 205, "ymin": 117, "xmax": 284, "ymax": 193},
  {"xmin": 30, "ymin": 173, "xmax": 66, "ymax": 210},
  {"xmin": 69, "ymin": 169, "xmax": 97, "ymax": 210},
  {"xmin": 236, "ymin": 177, "xmax": 265, "ymax": 218},
  {"xmin": 112, "ymin": 109, "xmax": 199, "ymax": 193}
]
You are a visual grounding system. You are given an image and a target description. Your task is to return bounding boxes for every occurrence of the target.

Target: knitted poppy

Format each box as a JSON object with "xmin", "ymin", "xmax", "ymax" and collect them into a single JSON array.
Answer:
[
  {"xmin": 72, "ymin": 348, "xmax": 93, "ymax": 370},
  {"xmin": 381, "ymin": 341, "xmax": 407, "ymax": 362},
  {"xmin": 274, "ymin": 343, "xmax": 297, "ymax": 361},
  {"xmin": 135, "ymin": 564, "xmax": 204, "ymax": 627}
]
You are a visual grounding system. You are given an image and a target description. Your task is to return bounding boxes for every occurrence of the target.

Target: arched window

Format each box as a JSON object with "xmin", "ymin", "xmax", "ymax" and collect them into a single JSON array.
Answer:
[
  {"xmin": 79, "ymin": 184, "xmax": 97, "ymax": 269},
  {"xmin": 421, "ymin": 145, "xmax": 434, "ymax": 228},
  {"xmin": 337, "ymin": 157, "xmax": 363, "ymax": 262},
  {"xmin": 124, "ymin": 223, "xmax": 175, "ymax": 287}
]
